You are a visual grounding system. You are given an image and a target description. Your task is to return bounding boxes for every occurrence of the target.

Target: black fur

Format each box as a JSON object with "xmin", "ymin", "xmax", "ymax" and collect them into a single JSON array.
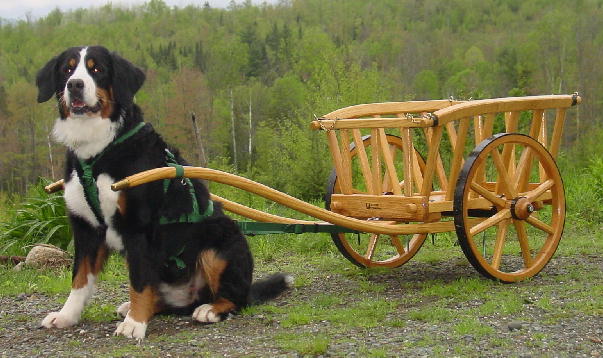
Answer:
[{"xmin": 36, "ymin": 46, "xmax": 291, "ymax": 329}]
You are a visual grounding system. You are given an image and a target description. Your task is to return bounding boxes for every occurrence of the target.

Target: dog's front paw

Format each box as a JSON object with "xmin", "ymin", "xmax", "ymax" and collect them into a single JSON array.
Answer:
[
  {"xmin": 114, "ymin": 314, "xmax": 147, "ymax": 340},
  {"xmin": 192, "ymin": 304, "xmax": 222, "ymax": 323},
  {"xmin": 116, "ymin": 301, "xmax": 130, "ymax": 318},
  {"xmin": 41, "ymin": 311, "xmax": 78, "ymax": 329}
]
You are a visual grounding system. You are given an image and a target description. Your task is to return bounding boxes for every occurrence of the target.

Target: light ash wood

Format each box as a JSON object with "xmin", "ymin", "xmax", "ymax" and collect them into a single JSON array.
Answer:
[
  {"xmin": 330, "ymin": 194, "xmax": 427, "ymax": 221},
  {"xmin": 111, "ymin": 166, "xmax": 456, "ymax": 235}
]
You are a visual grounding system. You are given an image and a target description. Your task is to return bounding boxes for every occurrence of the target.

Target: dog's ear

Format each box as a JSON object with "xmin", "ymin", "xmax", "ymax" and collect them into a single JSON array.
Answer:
[
  {"xmin": 111, "ymin": 52, "xmax": 145, "ymax": 106},
  {"xmin": 36, "ymin": 56, "xmax": 59, "ymax": 103}
]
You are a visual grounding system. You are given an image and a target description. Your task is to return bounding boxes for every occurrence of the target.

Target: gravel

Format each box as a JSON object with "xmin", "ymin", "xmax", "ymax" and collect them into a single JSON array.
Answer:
[{"xmin": 0, "ymin": 254, "xmax": 601, "ymax": 357}]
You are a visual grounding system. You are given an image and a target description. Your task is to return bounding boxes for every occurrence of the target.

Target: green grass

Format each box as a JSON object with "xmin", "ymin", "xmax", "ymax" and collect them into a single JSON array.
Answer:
[
  {"xmin": 274, "ymin": 332, "xmax": 330, "ymax": 356},
  {"xmin": 452, "ymin": 318, "xmax": 495, "ymax": 336}
]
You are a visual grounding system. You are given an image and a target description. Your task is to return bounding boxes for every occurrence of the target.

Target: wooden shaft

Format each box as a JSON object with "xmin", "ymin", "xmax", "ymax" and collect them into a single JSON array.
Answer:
[
  {"xmin": 44, "ymin": 179, "xmax": 65, "ymax": 194},
  {"xmin": 111, "ymin": 166, "xmax": 450, "ymax": 235},
  {"xmin": 209, "ymin": 194, "xmax": 315, "ymax": 224},
  {"xmin": 423, "ymin": 127, "xmax": 448, "ymax": 191}
]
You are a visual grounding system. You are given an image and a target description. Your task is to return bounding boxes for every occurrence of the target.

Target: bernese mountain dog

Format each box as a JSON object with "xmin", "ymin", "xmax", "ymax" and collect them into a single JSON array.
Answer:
[{"xmin": 35, "ymin": 46, "xmax": 292, "ymax": 340}]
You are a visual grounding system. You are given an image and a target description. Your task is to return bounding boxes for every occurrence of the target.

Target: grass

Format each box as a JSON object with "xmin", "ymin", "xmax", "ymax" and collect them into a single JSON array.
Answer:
[
  {"xmin": 0, "ymin": 169, "xmax": 602, "ymax": 356},
  {"xmin": 274, "ymin": 332, "xmax": 330, "ymax": 355}
]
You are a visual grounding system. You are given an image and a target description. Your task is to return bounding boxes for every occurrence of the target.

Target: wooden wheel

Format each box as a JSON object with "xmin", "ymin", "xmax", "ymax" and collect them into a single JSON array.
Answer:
[
  {"xmin": 454, "ymin": 133, "xmax": 565, "ymax": 282},
  {"xmin": 325, "ymin": 134, "xmax": 428, "ymax": 268}
]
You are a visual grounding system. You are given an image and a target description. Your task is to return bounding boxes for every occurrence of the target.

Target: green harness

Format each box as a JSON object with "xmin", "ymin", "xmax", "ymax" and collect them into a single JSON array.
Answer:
[{"xmin": 77, "ymin": 122, "xmax": 213, "ymax": 225}]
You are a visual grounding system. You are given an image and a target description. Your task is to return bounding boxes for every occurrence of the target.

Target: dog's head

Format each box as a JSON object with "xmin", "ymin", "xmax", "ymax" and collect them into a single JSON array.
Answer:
[{"xmin": 36, "ymin": 46, "xmax": 145, "ymax": 120}]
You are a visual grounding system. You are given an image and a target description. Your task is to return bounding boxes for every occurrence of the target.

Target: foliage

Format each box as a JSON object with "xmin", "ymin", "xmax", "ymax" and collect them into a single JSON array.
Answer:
[
  {"xmin": 0, "ymin": 180, "xmax": 71, "ymax": 255},
  {"xmin": 0, "ymin": 0, "xmax": 600, "ymax": 200}
]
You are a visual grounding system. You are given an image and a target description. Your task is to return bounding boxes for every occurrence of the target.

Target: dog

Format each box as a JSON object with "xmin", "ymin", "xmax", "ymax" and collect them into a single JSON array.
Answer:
[{"xmin": 35, "ymin": 46, "xmax": 292, "ymax": 340}]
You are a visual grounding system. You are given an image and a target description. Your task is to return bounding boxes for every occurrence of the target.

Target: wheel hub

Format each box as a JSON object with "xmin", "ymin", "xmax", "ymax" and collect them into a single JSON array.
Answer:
[{"xmin": 511, "ymin": 197, "xmax": 534, "ymax": 220}]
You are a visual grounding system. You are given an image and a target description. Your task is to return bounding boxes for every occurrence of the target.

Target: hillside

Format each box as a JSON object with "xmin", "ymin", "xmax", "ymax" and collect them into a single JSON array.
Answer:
[{"xmin": 0, "ymin": 0, "xmax": 601, "ymax": 197}]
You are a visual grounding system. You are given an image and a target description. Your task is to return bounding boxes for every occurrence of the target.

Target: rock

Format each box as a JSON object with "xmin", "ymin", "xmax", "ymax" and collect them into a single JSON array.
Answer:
[
  {"xmin": 508, "ymin": 321, "xmax": 523, "ymax": 331},
  {"xmin": 12, "ymin": 262, "xmax": 24, "ymax": 271},
  {"xmin": 24, "ymin": 244, "xmax": 71, "ymax": 269}
]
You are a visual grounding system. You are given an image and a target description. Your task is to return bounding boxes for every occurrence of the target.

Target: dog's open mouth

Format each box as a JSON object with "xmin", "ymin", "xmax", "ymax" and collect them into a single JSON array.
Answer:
[{"xmin": 70, "ymin": 99, "xmax": 102, "ymax": 115}]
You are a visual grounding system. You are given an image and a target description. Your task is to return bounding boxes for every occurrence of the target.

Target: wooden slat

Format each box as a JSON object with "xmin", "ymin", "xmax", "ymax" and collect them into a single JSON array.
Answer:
[
  {"xmin": 549, "ymin": 108, "xmax": 566, "ymax": 158},
  {"xmin": 445, "ymin": 121, "xmax": 458, "ymax": 152},
  {"xmin": 538, "ymin": 113, "xmax": 548, "ymax": 181},
  {"xmin": 529, "ymin": 109, "xmax": 544, "ymax": 139},
  {"xmin": 378, "ymin": 128, "xmax": 402, "ymax": 195},
  {"xmin": 339, "ymin": 129, "xmax": 353, "ymax": 187},
  {"xmin": 400, "ymin": 126, "xmax": 414, "ymax": 196},
  {"xmin": 351, "ymin": 129, "xmax": 374, "ymax": 193},
  {"xmin": 423, "ymin": 127, "xmax": 448, "ymax": 191},
  {"xmin": 421, "ymin": 126, "xmax": 443, "ymax": 196},
  {"xmin": 370, "ymin": 127, "xmax": 382, "ymax": 195},
  {"xmin": 483, "ymin": 113, "xmax": 495, "ymax": 139},
  {"xmin": 327, "ymin": 130, "xmax": 352, "ymax": 194},
  {"xmin": 445, "ymin": 117, "xmax": 470, "ymax": 201},
  {"xmin": 411, "ymin": 149, "xmax": 424, "ymax": 195}
]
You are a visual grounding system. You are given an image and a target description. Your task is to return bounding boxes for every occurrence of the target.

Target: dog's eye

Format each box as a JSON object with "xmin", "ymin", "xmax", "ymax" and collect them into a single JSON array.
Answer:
[
  {"xmin": 92, "ymin": 67, "xmax": 102, "ymax": 73},
  {"xmin": 65, "ymin": 67, "xmax": 73, "ymax": 74}
]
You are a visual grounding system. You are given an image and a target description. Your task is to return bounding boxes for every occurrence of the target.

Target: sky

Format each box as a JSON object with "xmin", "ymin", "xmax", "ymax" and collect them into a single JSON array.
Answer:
[{"xmin": 0, "ymin": 0, "xmax": 277, "ymax": 21}]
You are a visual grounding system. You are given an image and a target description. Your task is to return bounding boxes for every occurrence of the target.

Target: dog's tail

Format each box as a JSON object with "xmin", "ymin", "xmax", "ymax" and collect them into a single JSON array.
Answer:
[{"xmin": 248, "ymin": 273, "xmax": 294, "ymax": 305}]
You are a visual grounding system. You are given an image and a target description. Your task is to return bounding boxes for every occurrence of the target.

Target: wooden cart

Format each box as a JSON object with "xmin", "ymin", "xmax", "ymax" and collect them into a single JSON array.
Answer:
[{"xmin": 47, "ymin": 94, "xmax": 581, "ymax": 283}]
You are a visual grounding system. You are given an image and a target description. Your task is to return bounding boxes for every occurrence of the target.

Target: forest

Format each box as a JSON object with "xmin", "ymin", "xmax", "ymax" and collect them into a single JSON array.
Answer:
[{"xmin": 0, "ymin": 0, "xmax": 602, "ymax": 200}]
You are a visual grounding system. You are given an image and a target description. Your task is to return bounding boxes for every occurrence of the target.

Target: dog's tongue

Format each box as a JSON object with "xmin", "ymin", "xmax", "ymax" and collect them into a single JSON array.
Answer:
[{"xmin": 72, "ymin": 99, "xmax": 85, "ymax": 108}]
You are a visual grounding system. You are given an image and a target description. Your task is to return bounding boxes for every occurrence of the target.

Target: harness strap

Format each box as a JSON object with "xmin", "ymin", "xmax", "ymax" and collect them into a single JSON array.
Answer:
[
  {"xmin": 160, "ymin": 149, "xmax": 214, "ymax": 225},
  {"xmin": 78, "ymin": 122, "xmax": 147, "ymax": 224}
]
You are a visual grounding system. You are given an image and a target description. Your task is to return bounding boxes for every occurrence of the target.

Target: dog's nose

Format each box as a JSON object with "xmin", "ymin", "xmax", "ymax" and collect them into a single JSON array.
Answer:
[{"xmin": 67, "ymin": 79, "xmax": 84, "ymax": 93}]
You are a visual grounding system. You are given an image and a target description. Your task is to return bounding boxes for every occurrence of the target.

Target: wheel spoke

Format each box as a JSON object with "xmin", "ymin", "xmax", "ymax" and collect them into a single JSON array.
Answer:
[
  {"xmin": 469, "ymin": 208, "xmax": 511, "ymax": 236},
  {"xmin": 491, "ymin": 148, "xmax": 518, "ymax": 198},
  {"xmin": 525, "ymin": 215, "xmax": 554, "ymax": 234},
  {"xmin": 491, "ymin": 219, "xmax": 510, "ymax": 270},
  {"xmin": 365, "ymin": 234, "xmax": 379, "ymax": 259},
  {"xmin": 390, "ymin": 235, "xmax": 406, "ymax": 255},
  {"xmin": 512, "ymin": 220, "xmax": 533, "ymax": 268},
  {"xmin": 470, "ymin": 181, "xmax": 506, "ymax": 207},
  {"xmin": 524, "ymin": 179, "xmax": 554, "ymax": 202}
]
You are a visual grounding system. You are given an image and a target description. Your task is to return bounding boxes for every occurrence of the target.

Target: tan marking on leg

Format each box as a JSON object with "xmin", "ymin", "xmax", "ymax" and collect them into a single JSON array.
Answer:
[
  {"xmin": 92, "ymin": 244, "xmax": 108, "ymax": 275},
  {"xmin": 198, "ymin": 250, "xmax": 227, "ymax": 296},
  {"xmin": 72, "ymin": 246, "xmax": 108, "ymax": 289},
  {"xmin": 72, "ymin": 257, "xmax": 91, "ymax": 289},
  {"xmin": 128, "ymin": 286, "xmax": 162, "ymax": 323}
]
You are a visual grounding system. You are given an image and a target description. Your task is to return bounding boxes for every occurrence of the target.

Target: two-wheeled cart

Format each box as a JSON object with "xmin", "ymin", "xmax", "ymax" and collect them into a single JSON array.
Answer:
[{"xmin": 47, "ymin": 94, "xmax": 581, "ymax": 282}]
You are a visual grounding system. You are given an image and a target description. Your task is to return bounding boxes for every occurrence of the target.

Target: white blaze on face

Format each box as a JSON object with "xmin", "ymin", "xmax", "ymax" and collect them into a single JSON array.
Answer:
[{"xmin": 64, "ymin": 47, "xmax": 98, "ymax": 109}]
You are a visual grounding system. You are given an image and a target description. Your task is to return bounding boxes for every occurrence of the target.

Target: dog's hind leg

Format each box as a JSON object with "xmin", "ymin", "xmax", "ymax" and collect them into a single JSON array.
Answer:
[
  {"xmin": 191, "ymin": 249, "xmax": 252, "ymax": 323},
  {"xmin": 41, "ymin": 243, "xmax": 108, "ymax": 328}
]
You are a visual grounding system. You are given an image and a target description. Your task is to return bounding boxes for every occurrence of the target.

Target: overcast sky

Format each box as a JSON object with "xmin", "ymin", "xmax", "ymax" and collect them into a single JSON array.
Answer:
[{"xmin": 0, "ymin": 0, "xmax": 276, "ymax": 20}]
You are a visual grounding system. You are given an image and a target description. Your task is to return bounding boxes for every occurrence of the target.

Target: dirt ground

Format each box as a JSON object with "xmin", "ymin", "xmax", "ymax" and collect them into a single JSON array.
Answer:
[{"xmin": 1, "ymin": 254, "xmax": 602, "ymax": 357}]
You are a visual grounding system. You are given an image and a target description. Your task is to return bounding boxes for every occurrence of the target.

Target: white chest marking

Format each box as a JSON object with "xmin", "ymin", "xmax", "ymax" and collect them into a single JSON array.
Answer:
[
  {"xmin": 52, "ymin": 116, "xmax": 121, "ymax": 160},
  {"xmin": 63, "ymin": 171, "xmax": 124, "ymax": 251},
  {"xmin": 64, "ymin": 170, "xmax": 100, "ymax": 227}
]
